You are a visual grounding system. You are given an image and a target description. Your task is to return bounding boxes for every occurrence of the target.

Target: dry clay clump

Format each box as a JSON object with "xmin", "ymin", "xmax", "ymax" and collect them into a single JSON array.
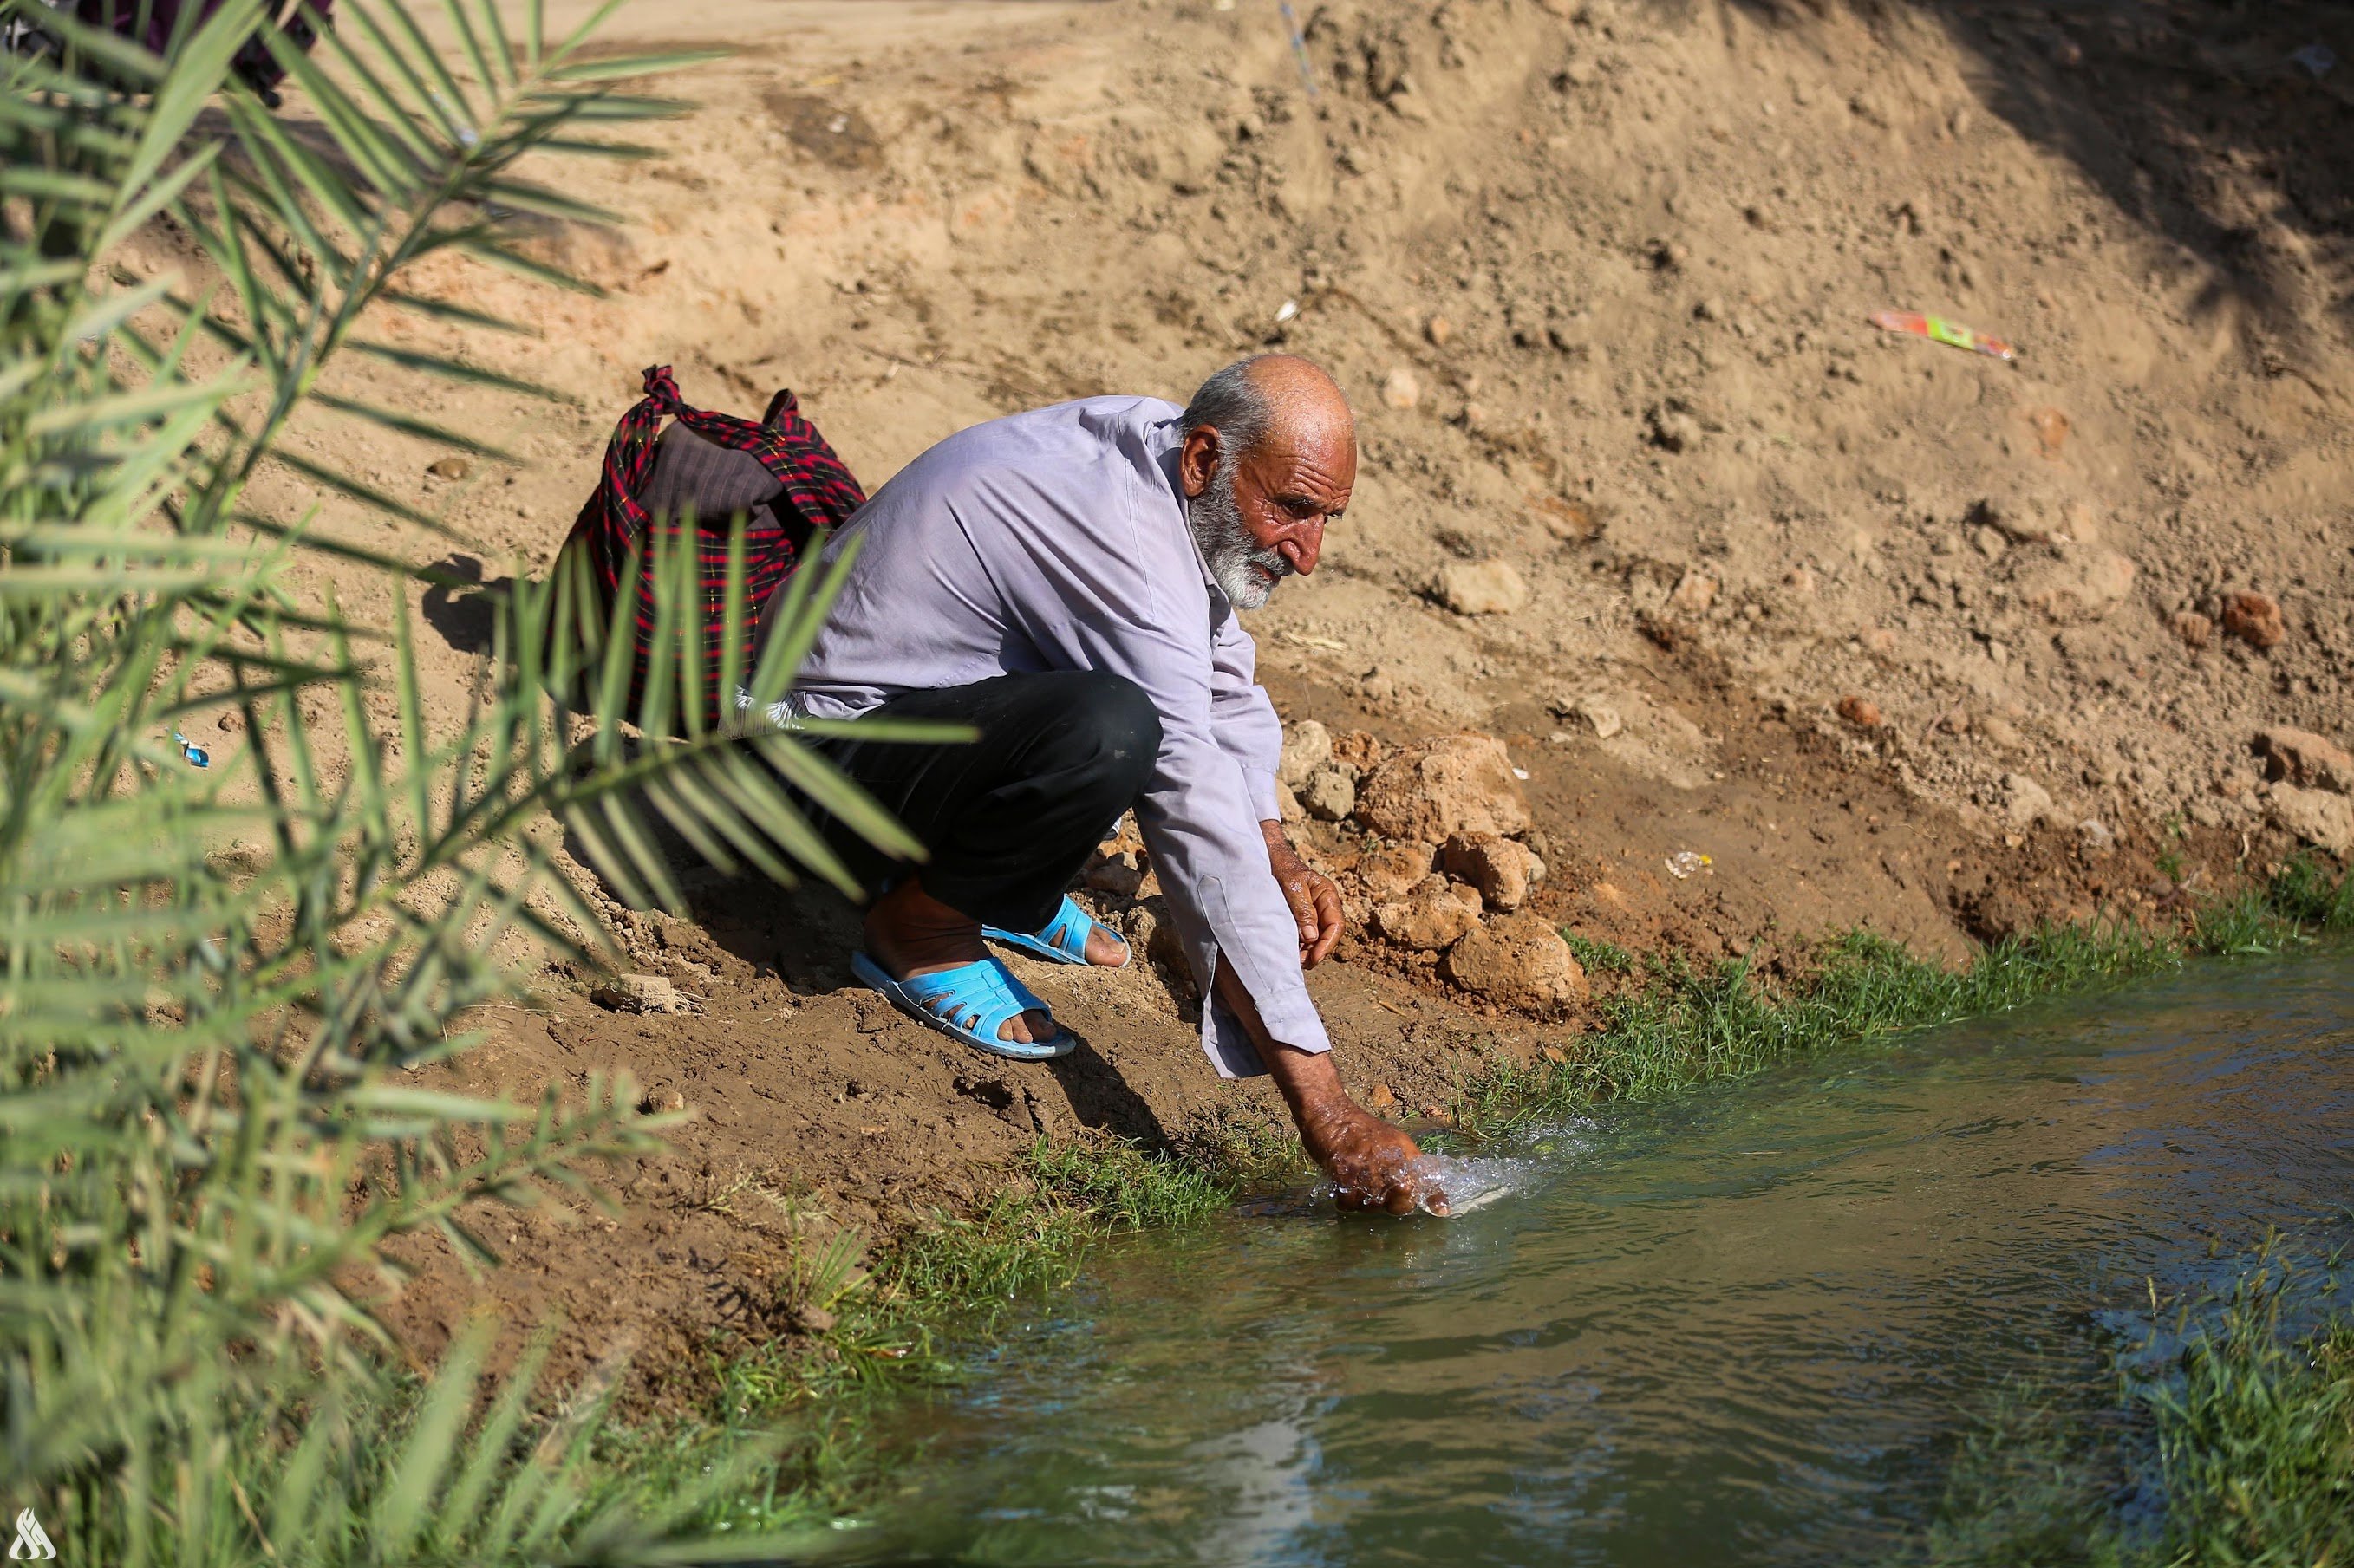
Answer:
[
  {"xmin": 1281, "ymin": 727, "xmax": 1587, "ymax": 1013},
  {"xmin": 2255, "ymin": 725, "xmax": 2354, "ymax": 857}
]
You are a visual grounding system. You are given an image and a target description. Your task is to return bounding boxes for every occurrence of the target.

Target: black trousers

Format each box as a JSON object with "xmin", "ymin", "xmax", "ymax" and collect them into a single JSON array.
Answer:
[{"xmin": 799, "ymin": 672, "xmax": 1161, "ymax": 932}]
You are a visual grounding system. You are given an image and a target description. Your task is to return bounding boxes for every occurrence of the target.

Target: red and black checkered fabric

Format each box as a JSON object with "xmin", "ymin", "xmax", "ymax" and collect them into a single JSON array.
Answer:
[{"xmin": 560, "ymin": 365, "xmax": 866, "ymax": 732}]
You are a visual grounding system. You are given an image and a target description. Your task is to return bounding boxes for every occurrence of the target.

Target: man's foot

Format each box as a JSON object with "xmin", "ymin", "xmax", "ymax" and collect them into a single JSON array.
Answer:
[
  {"xmin": 1079, "ymin": 922, "xmax": 1126, "ymax": 966},
  {"xmin": 864, "ymin": 879, "xmax": 1054, "ymax": 1044},
  {"xmin": 983, "ymin": 895, "xmax": 1130, "ymax": 968}
]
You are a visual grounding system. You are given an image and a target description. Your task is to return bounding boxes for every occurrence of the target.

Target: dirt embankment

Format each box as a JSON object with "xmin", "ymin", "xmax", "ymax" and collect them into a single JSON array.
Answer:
[{"xmin": 151, "ymin": 0, "xmax": 2353, "ymax": 1398}]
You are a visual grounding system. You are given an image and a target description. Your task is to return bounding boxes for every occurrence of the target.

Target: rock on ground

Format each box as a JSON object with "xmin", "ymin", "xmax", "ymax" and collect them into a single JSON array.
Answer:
[
  {"xmin": 1668, "ymin": 570, "xmax": 1718, "ymax": 616},
  {"xmin": 2221, "ymin": 592, "xmax": 2286, "ymax": 650},
  {"xmin": 1355, "ymin": 734, "xmax": 1533, "ymax": 843},
  {"xmin": 1439, "ymin": 831, "xmax": 1545, "ymax": 912},
  {"xmin": 1442, "ymin": 914, "xmax": 1589, "ymax": 1012},
  {"xmin": 2270, "ymin": 785, "xmax": 2354, "ymax": 856},
  {"xmin": 1278, "ymin": 719, "xmax": 1333, "ymax": 789},
  {"xmin": 1836, "ymin": 694, "xmax": 1883, "ymax": 729},
  {"xmin": 1350, "ymin": 842, "xmax": 1437, "ymax": 901},
  {"xmin": 2016, "ymin": 543, "xmax": 2136, "ymax": 621},
  {"xmin": 1301, "ymin": 768, "xmax": 1357, "ymax": 821},
  {"xmin": 1434, "ymin": 559, "xmax": 1529, "ymax": 616},
  {"xmin": 1370, "ymin": 881, "xmax": 1483, "ymax": 950},
  {"xmin": 2254, "ymin": 727, "xmax": 2353, "ymax": 794},
  {"xmin": 591, "ymin": 973, "xmax": 685, "ymax": 1015},
  {"xmin": 2002, "ymin": 771, "xmax": 2058, "ymax": 829}
]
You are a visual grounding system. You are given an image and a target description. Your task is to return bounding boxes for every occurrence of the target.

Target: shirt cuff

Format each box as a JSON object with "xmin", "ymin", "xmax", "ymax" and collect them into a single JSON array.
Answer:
[{"xmin": 1242, "ymin": 764, "xmax": 1281, "ymax": 827}]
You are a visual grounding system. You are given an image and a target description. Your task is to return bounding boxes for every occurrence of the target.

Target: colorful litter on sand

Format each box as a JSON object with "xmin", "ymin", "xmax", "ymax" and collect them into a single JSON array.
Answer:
[{"xmin": 1869, "ymin": 310, "xmax": 2017, "ymax": 362}]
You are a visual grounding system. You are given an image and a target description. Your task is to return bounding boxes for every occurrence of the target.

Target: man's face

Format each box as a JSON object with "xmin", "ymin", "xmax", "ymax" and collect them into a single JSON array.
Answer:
[{"xmin": 1182, "ymin": 422, "xmax": 1354, "ymax": 610}]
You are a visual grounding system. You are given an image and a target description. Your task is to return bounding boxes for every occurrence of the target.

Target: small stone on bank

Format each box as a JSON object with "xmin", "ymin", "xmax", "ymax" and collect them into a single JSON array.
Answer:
[
  {"xmin": 1836, "ymin": 694, "xmax": 1883, "ymax": 730},
  {"xmin": 591, "ymin": 973, "xmax": 684, "ymax": 1015},
  {"xmin": 1301, "ymin": 768, "xmax": 1357, "ymax": 822},
  {"xmin": 1278, "ymin": 718, "xmax": 1333, "ymax": 790},
  {"xmin": 2221, "ymin": 592, "xmax": 2286, "ymax": 651},
  {"xmin": 2270, "ymin": 784, "xmax": 2354, "ymax": 856},
  {"xmin": 2255, "ymin": 726, "xmax": 2354, "ymax": 794},
  {"xmin": 1435, "ymin": 559, "xmax": 1529, "ymax": 616}
]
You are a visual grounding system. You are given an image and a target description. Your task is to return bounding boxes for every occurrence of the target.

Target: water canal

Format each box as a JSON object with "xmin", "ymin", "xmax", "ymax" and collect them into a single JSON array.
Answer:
[{"xmin": 838, "ymin": 953, "xmax": 2354, "ymax": 1565}]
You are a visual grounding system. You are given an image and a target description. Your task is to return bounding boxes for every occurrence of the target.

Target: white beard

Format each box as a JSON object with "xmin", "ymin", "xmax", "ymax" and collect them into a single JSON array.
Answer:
[{"xmin": 1187, "ymin": 461, "xmax": 1291, "ymax": 610}]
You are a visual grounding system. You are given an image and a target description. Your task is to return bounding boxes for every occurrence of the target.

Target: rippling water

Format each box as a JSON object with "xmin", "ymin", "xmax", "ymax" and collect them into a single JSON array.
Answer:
[{"xmin": 832, "ymin": 953, "xmax": 2354, "ymax": 1566}]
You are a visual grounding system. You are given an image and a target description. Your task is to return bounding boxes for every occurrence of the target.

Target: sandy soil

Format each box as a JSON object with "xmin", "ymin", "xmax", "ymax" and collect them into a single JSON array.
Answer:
[{"xmin": 135, "ymin": 0, "xmax": 2354, "ymax": 1397}]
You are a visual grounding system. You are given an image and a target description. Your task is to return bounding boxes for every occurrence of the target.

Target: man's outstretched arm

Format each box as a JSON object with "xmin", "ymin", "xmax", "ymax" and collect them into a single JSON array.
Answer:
[{"xmin": 1212, "ymin": 960, "xmax": 1449, "ymax": 1215}]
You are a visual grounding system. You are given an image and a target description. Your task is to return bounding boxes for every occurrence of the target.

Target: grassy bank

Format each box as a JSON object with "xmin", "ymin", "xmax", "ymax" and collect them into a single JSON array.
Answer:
[
  {"xmin": 571, "ymin": 857, "xmax": 2354, "ymax": 1542},
  {"xmin": 1925, "ymin": 1240, "xmax": 2354, "ymax": 1566},
  {"xmin": 1456, "ymin": 854, "xmax": 2353, "ymax": 1137}
]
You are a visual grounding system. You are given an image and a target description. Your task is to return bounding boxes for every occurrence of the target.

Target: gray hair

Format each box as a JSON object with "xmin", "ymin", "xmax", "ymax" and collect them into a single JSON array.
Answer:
[{"xmin": 1181, "ymin": 357, "xmax": 1273, "ymax": 458}]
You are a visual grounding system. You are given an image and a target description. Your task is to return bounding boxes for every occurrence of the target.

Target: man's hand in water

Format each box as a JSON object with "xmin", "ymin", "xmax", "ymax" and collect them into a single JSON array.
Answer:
[
  {"xmin": 1215, "ymin": 960, "xmax": 1449, "ymax": 1213},
  {"xmin": 1262, "ymin": 821, "xmax": 1343, "ymax": 969},
  {"xmin": 1295, "ymin": 1089, "xmax": 1445, "ymax": 1213}
]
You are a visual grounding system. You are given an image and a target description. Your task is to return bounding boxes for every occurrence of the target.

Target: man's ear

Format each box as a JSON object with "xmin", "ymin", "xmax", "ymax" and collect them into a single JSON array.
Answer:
[{"xmin": 1178, "ymin": 426, "xmax": 1219, "ymax": 499}]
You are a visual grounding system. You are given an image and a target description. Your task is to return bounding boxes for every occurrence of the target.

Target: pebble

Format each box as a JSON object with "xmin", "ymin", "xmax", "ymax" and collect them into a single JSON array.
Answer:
[
  {"xmin": 591, "ymin": 973, "xmax": 685, "ymax": 1015},
  {"xmin": 1278, "ymin": 719, "xmax": 1333, "ymax": 789},
  {"xmin": 2254, "ymin": 726, "xmax": 2354, "ymax": 793},
  {"xmin": 2001, "ymin": 771, "xmax": 2058, "ymax": 828},
  {"xmin": 1836, "ymin": 694, "xmax": 1883, "ymax": 729},
  {"xmin": 1667, "ymin": 570, "xmax": 1718, "ymax": 616},
  {"xmin": 1435, "ymin": 559, "xmax": 1529, "ymax": 616},
  {"xmin": 1301, "ymin": 769, "xmax": 1357, "ymax": 822},
  {"xmin": 427, "ymin": 456, "xmax": 473, "ymax": 480},
  {"xmin": 1425, "ymin": 313, "xmax": 1453, "ymax": 347},
  {"xmin": 2018, "ymin": 543, "xmax": 2136, "ymax": 621},
  {"xmin": 1381, "ymin": 366, "xmax": 1421, "ymax": 411},
  {"xmin": 2169, "ymin": 609, "xmax": 2214, "ymax": 649},
  {"xmin": 1550, "ymin": 693, "xmax": 1622, "ymax": 739},
  {"xmin": 2220, "ymin": 591, "xmax": 2286, "ymax": 651}
]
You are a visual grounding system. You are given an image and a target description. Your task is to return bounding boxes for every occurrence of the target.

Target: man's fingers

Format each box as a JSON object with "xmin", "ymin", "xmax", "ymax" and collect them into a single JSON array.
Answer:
[{"xmin": 1307, "ymin": 888, "xmax": 1343, "ymax": 967}]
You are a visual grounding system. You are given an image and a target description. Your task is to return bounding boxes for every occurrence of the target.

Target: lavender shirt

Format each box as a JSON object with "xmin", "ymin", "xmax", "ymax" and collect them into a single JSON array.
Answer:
[{"xmin": 779, "ymin": 396, "xmax": 1322, "ymax": 1077}]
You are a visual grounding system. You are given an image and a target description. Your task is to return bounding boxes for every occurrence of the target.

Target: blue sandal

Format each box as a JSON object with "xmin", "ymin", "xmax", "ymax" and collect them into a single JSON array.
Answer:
[
  {"xmin": 849, "ymin": 952, "xmax": 1073, "ymax": 1061},
  {"xmin": 983, "ymin": 895, "xmax": 1130, "ymax": 969}
]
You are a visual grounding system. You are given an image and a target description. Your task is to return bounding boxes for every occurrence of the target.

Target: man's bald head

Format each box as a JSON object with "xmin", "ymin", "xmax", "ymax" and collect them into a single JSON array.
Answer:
[
  {"xmin": 1178, "ymin": 355, "xmax": 1356, "ymax": 609},
  {"xmin": 1182, "ymin": 354, "xmax": 1354, "ymax": 461}
]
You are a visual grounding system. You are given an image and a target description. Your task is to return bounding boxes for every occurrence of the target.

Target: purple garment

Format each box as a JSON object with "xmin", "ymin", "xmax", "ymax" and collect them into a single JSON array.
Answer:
[{"xmin": 782, "ymin": 397, "xmax": 1318, "ymax": 1078}]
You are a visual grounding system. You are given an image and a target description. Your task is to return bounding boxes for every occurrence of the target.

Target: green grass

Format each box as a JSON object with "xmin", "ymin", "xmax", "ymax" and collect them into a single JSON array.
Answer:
[
  {"xmin": 1923, "ymin": 1241, "xmax": 2354, "ymax": 1566},
  {"xmin": 571, "ymin": 1132, "xmax": 1248, "ymax": 1539},
  {"xmin": 1562, "ymin": 931, "xmax": 1638, "ymax": 974},
  {"xmin": 1451, "ymin": 856, "xmax": 2353, "ymax": 1137}
]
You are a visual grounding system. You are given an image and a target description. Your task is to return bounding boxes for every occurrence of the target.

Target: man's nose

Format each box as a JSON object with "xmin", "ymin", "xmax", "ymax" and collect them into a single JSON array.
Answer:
[{"xmin": 1279, "ymin": 521, "xmax": 1323, "ymax": 576}]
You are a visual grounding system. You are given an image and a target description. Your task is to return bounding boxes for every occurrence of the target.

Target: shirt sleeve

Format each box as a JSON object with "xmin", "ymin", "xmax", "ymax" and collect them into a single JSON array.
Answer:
[
  {"xmin": 1210, "ymin": 610, "xmax": 1285, "ymax": 824},
  {"xmin": 970, "ymin": 462, "xmax": 1328, "ymax": 1079}
]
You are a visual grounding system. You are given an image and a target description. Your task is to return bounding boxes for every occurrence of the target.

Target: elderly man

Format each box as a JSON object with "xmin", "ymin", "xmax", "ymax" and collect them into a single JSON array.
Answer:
[{"xmin": 780, "ymin": 355, "xmax": 1442, "ymax": 1214}]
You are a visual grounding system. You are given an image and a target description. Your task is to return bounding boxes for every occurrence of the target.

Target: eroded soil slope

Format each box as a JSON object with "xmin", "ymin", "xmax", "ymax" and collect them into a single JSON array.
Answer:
[{"xmin": 139, "ymin": 0, "xmax": 2354, "ymax": 1393}]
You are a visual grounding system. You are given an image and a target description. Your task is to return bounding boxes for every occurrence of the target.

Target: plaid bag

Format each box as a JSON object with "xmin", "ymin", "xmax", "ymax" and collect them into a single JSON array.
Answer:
[{"xmin": 556, "ymin": 365, "xmax": 865, "ymax": 732}]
